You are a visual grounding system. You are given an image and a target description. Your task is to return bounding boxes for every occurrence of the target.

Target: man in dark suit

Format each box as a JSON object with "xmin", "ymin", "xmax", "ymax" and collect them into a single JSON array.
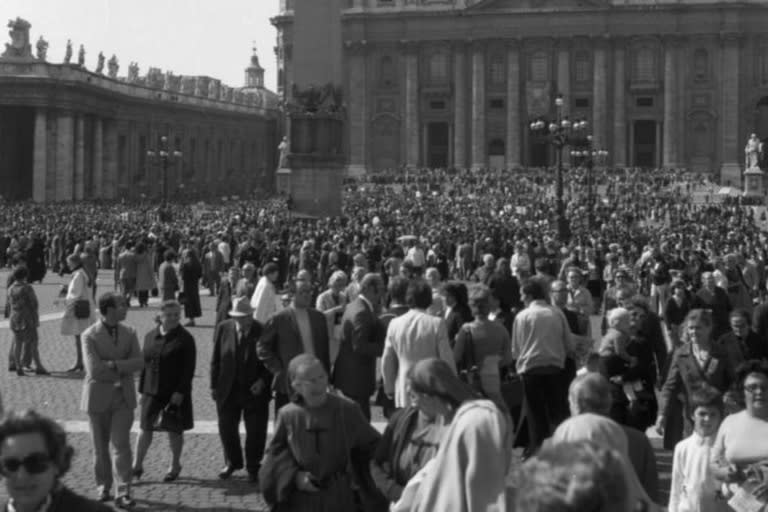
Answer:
[
  {"xmin": 332, "ymin": 274, "xmax": 386, "ymax": 420},
  {"xmin": 257, "ymin": 279, "xmax": 330, "ymax": 413},
  {"xmin": 210, "ymin": 296, "xmax": 272, "ymax": 483}
]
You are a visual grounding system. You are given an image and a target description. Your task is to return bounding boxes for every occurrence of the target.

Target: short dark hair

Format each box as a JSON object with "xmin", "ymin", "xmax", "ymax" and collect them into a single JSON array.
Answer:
[
  {"xmin": 406, "ymin": 279, "xmax": 433, "ymax": 309},
  {"xmin": 441, "ymin": 281, "xmax": 469, "ymax": 307},
  {"xmin": 98, "ymin": 291, "xmax": 122, "ymax": 315},
  {"xmin": 521, "ymin": 280, "xmax": 546, "ymax": 301},
  {"xmin": 736, "ymin": 359, "xmax": 768, "ymax": 393},
  {"xmin": 11, "ymin": 265, "xmax": 28, "ymax": 282},
  {"xmin": 689, "ymin": 385, "xmax": 724, "ymax": 416},
  {"xmin": 387, "ymin": 276, "xmax": 409, "ymax": 305},
  {"xmin": 164, "ymin": 249, "xmax": 176, "ymax": 262},
  {"xmin": 0, "ymin": 410, "xmax": 74, "ymax": 477}
]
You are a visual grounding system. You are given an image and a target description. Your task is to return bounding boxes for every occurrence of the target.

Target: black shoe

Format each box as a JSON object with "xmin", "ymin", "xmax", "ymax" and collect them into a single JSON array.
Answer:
[
  {"xmin": 97, "ymin": 489, "xmax": 113, "ymax": 502},
  {"xmin": 115, "ymin": 495, "xmax": 135, "ymax": 509},
  {"xmin": 163, "ymin": 467, "xmax": 181, "ymax": 482},
  {"xmin": 16, "ymin": 369, "xmax": 24, "ymax": 377},
  {"xmin": 131, "ymin": 467, "xmax": 143, "ymax": 480},
  {"xmin": 66, "ymin": 365, "xmax": 84, "ymax": 373},
  {"xmin": 248, "ymin": 472, "xmax": 259, "ymax": 483},
  {"xmin": 8, "ymin": 365, "xmax": 15, "ymax": 372},
  {"xmin": 35, "ymin": 368, "xmax": 50, "ymax": 376},
  {"xmin": 218, "ymin": 465, "xmax": 241, "ymax": 480}
]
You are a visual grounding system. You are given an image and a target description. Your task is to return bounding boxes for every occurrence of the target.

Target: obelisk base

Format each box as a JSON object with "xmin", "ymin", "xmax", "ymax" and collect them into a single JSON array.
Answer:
[{"xmin": 276, "ymin": 162, "xmax": 343, "ymax": 218}]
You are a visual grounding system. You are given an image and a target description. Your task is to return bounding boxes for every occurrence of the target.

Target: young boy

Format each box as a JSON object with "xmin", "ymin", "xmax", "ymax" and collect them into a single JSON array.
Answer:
[{"xmin": 669, "ymin": 386, "xmax": 730, "ymax": 512}]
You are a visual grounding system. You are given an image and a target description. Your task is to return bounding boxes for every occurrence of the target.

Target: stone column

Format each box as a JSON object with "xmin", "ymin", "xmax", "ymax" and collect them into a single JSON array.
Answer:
[
  {"xmin": 404, "ymin": 42, "xmax": 420, "ymax": 169},
  {"xmin": 346, "ymin": 41, "xmax": 367, "ymax": 176},
  {"xmin": 55, "ymin": 112, "xmax": 74, "ymax": 202},
  {"xmin": 103, "ymin": 120, "xmax": 118, "ymax": 199},
  {"xmin": 32, "ymin": 108, "xmax": 47, "ymax": 203},
  {"xmin": 92, "ymin": 118, "xmax": 104, "ymax": 198},
  {"xmin": 662, "ymin": 37, "xmax": 679, "ymax": 168},
  {"xmin": 74, "ymin": 116, "xmax": 85, "ymax": 200},
  {"xmin": 592, "ymin": 39, "xmax": 608, "ymax": 150},
  {"xmin": 453, "ymin": 43, "xmax": 467, "ymax": 169},
  {"xmin": 471, "ymin": 41, "xmax": 486, "ymax": 170},
  {"xmin": 720, "ymin": 33, "xmax": 741, "ymax": 185},
  {"xmin": 613, "ymin": 39, "xmax": 627, "ymax": 168},
  {"xmin": 505, "ymin": 40, "xmax": 521, "ymax": 169}
]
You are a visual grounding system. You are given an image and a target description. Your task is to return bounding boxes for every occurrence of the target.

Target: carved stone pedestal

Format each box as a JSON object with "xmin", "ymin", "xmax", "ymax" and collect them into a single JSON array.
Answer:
[
  {"xmin": 277, "ymin": 112, "xmax": 344, "ymax": 217},
  {"xmin": 744, "ymin": 166, "xmax": 765, "ymax": 197}
]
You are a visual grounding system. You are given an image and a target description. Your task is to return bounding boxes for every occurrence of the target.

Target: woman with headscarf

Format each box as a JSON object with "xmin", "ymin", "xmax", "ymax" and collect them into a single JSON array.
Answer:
[
  {"xmin": 396, "ymin": 358, "xmax": 513, "ymax": 512},
  {"xmin": 179, "ymin": 248, "xmax": 202, "ymax": 327},
  {"xmin": 550, "ymin": 405, "xmax": 660, "ymax": 511},
  {"xmin": 371, "ymin": 358, "xmax": 470, "ymax": 506},
  {"xmin": 60, "ymin": 253, "xmax": 96, "ymax": 373}
]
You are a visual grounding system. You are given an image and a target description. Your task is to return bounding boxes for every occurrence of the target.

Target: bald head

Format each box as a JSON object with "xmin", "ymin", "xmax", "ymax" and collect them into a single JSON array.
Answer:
[{"xmin": 568, "ymin": 373, "xmax": 613, "ymax": 416}]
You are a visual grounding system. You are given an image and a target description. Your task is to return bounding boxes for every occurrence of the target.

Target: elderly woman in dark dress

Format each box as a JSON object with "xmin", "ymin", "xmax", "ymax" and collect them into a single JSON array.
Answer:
[
  {"xmin": 179, "ymin": 248, "xmax": 202, "ymax": 327},
  {"xmin": 655, "ymin": 308, "xmax": 737, "ymax": 449},
  {"xmin": 132, "ymin": 300, "xmax": 196, "ymax": 482}
]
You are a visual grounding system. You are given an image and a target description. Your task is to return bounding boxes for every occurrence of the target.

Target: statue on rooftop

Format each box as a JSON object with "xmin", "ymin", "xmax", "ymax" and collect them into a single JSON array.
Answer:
[
  {"xmin": 746, "ymin": 133, "xmax": 763, "ymax": 170},
  {"xmin": 35, "ymin": 36, "xmax": 47, "ymax": 60},
  {"xmin": 63, "ymin": 39, "xmax": 72, "ymax": 63},
  {"xmin": 107, "ymin": 54, "xmax": 118, "ymax": 78},
  {"xmin": 2, "ymin": 17, "xmax": 33, "ymax": 59},
  {"xmin": 95, "ymin": 51, "xmax": 105, "ymax": 73},
  {"xmin": 77, "ymin": 44, "xmax": 85, "ymax": 67}
]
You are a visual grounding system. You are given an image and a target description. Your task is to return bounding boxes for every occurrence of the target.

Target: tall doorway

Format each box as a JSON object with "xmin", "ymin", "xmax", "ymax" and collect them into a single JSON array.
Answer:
[
  {"xmin": 633, "ymin": 120, "xmax": 657, "ymax": 168},
  {"xmin": 426, "ymin": 122, "xmax": 449, "ymax": 168}
]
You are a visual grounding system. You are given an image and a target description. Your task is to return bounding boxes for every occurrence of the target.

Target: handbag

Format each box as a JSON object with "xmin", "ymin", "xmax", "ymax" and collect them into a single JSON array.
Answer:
[
  {"xmin": 73, "ymin": 299, "xmax": 90, "ymax": 319},
  {"xmin": 459, "ymin": 327, "xmax": 486, "ymax": 398},
  {"xmin": 153, "ymin": 404, "xmax": 184, "ymax": 433}
]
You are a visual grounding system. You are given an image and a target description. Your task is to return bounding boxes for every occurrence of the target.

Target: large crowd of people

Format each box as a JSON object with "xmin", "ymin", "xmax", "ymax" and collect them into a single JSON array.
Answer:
[{"xmin": 3, "ymin": 165, "xmax": 768, "ymax": 511}]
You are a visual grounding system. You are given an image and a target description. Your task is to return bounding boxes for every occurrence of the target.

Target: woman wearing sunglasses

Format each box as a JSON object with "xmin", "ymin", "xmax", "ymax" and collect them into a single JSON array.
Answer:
[{"xmin": 0, "ymin": 409, "xmax": 111, "ymax": 511}]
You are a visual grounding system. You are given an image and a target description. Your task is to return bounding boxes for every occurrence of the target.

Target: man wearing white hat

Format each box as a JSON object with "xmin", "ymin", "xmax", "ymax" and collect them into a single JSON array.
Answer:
[{"xmin": 210, "ymin": 296, "xmax": 272, "ymax": 483}]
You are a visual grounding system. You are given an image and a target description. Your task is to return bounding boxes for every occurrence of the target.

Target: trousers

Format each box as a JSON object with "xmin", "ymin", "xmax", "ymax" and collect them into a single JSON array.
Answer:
[{"xmin": 87, "ymin": 387, "xmax": 134, "ymax": 495}]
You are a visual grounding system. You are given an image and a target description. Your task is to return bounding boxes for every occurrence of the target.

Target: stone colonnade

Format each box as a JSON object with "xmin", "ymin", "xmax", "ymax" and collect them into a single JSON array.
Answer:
[{"xmin": 33, "ymin": 109, "xmax": 118, "ymax": 202}]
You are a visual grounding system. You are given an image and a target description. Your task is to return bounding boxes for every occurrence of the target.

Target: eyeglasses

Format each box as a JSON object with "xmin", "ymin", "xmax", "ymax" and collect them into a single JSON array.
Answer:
[
  {"xmin": 744, "ymin": 383, "xmax": 768, "ymax": 394},
  {"xmin": 0, "ymin": 453, "xmax": 52, "ymax": 475}
]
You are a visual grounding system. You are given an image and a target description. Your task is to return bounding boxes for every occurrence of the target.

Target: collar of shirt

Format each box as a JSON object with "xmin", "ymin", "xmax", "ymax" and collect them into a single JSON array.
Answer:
[
  {"xmin": 102, "ymin": 321, "xmax": 118, "ymax": 336},
  {"xmin": 8, "ymin": 492, "xmax": 52, "ymax": 512},
  {"xmin": 691, "ymin": 431, "xmax": 715, "ymax": 447}
]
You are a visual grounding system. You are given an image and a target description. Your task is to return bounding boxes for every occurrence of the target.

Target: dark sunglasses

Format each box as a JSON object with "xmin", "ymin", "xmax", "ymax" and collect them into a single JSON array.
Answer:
[{"xmin": 0, "ymin": 453, "xmax": 52, "ymax": 475}]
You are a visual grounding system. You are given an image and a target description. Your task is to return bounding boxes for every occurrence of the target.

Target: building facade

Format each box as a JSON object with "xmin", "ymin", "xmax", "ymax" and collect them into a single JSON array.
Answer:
[
  {"xmin": 273, "ymin": 0, "xmax": 768, "ymax": 183},
  {"xmin": 0, "ymin": 21, "xmax": 279, "ymax": 202}
]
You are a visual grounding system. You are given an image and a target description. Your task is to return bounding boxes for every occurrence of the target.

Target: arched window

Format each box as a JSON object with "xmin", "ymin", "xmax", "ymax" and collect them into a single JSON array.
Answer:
[
  {"xmin": 529, "ymin": 51, "xmax": 549, "ymax": 82},
  {"xmin": 379, "ymin": 56, "xmax": 396, "ymax": 88},
  {"xmin": 428, "ymin": 53, "xmax": 448, "ymax": 82},
  {"xmin": 633, "ymin": 47, "xmax": 655, "ymax": 82},
  {"xmin": 693, "ymin": 48, "xmax": 708, "ymax": 81},
  {"xmin": 574, "ymin": 50, "xmax": 591, "ymax": 83},
  {"xmin": 489, "ymin": 53, "xmax": 505, "ymax": 85}
]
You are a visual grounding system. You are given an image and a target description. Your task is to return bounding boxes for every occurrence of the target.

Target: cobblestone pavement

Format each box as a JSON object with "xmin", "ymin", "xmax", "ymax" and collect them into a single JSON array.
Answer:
[{"xmin": 0, "ymin": 269, "xmax": 671, "ymax": 510}]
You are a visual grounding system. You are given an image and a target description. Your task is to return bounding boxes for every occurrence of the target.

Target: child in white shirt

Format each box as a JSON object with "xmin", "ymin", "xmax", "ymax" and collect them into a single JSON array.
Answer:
[{"xmin": 669, "ymin": 386, "xmax": 730, "ymax": 512}]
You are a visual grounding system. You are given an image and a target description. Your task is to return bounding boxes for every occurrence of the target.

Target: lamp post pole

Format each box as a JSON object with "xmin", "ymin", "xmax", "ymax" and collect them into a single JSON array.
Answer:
[
  {"xmin": 570, "ymin": 136, "xmax": 608, "ymax": 231},
  {"xmin": 147, "ymin": 136, "xmax": 182, "ymax": 205},
  {"xmin": 529, "ymin": 93, "xmax": 588, "ymax": 242}
]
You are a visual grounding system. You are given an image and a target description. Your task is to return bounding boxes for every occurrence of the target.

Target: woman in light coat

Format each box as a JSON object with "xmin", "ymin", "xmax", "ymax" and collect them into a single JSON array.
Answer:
[
  {"xmin": 60, "ymin": 253, "xmax": 96, "ymax": 373},
  {"xmin": 134, "ymin": 242, "xmax": 157, "ymax": 307}
]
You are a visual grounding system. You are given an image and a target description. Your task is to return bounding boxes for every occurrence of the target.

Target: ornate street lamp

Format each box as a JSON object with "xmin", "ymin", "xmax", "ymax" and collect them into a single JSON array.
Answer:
[
  {"xmin": 529, "ymin": 93, "xmax": 588, "ymax": 242},
  {"xmin": 570, "ymin": 136, "xmax": 608, "ymax": 230},
  {"xmin": 146, "ymin": 136, "xmax": 182, "ymax": 204}
]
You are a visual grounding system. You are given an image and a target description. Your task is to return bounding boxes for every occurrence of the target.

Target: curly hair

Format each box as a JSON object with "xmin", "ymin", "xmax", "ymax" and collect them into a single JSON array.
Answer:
[
  {"xmin": 514, "ymin": 440, "xmax": 629, "ymax": 512},
  {"xmin": 0, "ymin": 410, "xmax": 74, "ymax": 476}
]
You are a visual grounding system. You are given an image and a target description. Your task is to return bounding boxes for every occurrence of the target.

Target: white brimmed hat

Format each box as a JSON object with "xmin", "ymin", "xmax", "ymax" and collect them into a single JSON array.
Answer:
[{"xmin": 228, "ymin": 296, "xmax": 254, "ymax": 317}]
